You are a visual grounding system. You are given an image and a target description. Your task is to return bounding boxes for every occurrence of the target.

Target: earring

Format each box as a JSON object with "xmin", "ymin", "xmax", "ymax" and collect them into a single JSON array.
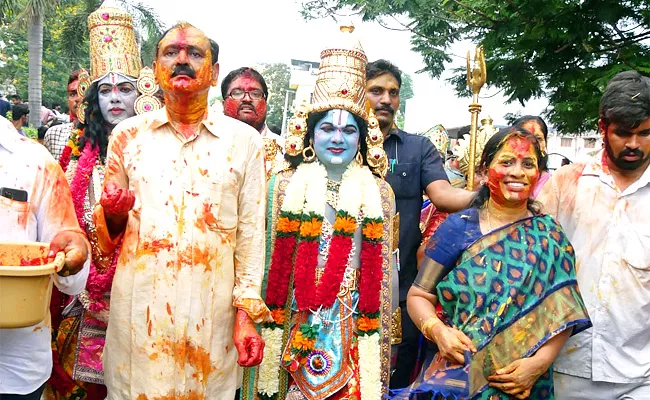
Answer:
[
  {"xmin": 75, "ymin": 69, "xmax": 91, "ymax": 124},
  {"xmin": 302, "ymin": 139, "xmax": 316, "ymax": 162},
  {"xmin": 134, "ymin": 67, "xmax": 162, "ymax": 115},
  {"xmin": 356, "ymin": 149, "xmax": 364, "ymax": 165}
]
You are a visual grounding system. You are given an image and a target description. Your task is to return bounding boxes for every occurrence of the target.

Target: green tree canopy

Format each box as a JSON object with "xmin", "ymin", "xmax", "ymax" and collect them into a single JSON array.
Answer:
[
  {"xmin": 302, "ymin": 0, "xmax": 650, "ymax": 134},
  {"xmin": 260, "ymin": 62, "xmax": 291, "ymax": 130}
]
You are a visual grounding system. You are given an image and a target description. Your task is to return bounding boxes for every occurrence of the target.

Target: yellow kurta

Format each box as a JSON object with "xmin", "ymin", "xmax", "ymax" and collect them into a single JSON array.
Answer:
[{"xmin": 93, "ymin": 108, "xmax": 271, "ymax": 399}]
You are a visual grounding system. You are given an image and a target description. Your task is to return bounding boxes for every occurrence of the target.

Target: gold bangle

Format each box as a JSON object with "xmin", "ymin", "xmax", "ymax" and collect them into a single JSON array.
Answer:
[{"xmin": 420, "ymin": 317, "xmax": 443, "ymax": 341}]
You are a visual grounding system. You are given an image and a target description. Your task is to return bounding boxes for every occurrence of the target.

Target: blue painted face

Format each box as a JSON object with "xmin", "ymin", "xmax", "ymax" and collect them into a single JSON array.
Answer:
[{"xmin": 313, "ymin": 109, "xmax": 360, "ymax": 171}]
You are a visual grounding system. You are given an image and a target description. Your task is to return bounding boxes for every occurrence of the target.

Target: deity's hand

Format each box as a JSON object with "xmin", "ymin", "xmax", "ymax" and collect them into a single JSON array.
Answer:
[
  {"xmin": 49, "ymin": 231, "xmax": 88, "ymax": 277},
  {"xmin": 487, "ymin": 356, "xmax": 549, "ymax": 397},
  {"xmin": 466, "ymin": 46, "xmax": 487, "ymax": 95},
  {"xmin": 233, "ymin": 309, "xmax": 265, "ymax": 367},
  {"xmin": 100, "ymin": 182, "xmax": 135, "ymax": 221},
  {"xmin": 429, "ymin": 322, "xmax": 476, "ymax": 365}
]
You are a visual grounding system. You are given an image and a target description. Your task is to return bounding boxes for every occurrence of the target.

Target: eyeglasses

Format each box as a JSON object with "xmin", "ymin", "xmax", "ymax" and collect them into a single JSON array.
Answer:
[{"xmin": 228, "ymin": 89, "xmax": 265, "ymax": 100}]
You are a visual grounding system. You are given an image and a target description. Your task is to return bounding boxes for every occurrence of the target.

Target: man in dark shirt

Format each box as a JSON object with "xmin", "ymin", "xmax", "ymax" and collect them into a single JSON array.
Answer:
[
  {"xmin": 0, "ymin": 97, "xmax": 10, "ymax": 119},
  {"xmin": 366, "ymin": 59, "xmax": 475, "ymax": 389}
]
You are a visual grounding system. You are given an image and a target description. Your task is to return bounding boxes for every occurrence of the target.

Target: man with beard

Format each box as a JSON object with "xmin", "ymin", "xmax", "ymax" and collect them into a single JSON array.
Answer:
[
  {"xmin": 538, "ymin": 70, "xmax": 650, "ymax": 399},
  {"xmin": 365, "ymin": 59, "xmax": 475, "ymax": 389},
  {"xmin": 221, "ymin": 67, "xmax": 284, "ymax": 177},
  {"xmin": 43, "ymin": 69, "xmax": 84, "ymax": 160},
  {"xmin": 93, "ymin": 23, "xmax": 270, "ymax": 399}
]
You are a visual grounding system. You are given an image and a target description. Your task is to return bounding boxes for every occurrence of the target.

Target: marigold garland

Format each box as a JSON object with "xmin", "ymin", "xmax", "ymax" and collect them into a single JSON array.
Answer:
[{"xmin": 258, "ymin": 161, "xmax": 386, "ymax": 400}]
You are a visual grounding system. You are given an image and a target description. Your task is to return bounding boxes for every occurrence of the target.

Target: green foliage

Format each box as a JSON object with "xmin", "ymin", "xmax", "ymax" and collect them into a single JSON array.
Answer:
[
  {"xmin": 260, "ymin": 62, "xmax": 291, "ymax": 129},
  {"xmin": 399, "ymin": 72, "xmax": 414, "ymax": 115},
  {"xmin": 302, "ymin": 0, "xmax": 650, "ymax": 134}
]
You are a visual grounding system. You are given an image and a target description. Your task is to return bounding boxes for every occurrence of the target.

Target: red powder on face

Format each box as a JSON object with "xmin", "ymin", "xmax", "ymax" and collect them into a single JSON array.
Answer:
[
  {"xmin": 487, "ymin": 137, "xmax": 540, "ymax": 205},
  {"xmin": 223, "ymin": 76, "xmax": 267, "ymax": 130}
]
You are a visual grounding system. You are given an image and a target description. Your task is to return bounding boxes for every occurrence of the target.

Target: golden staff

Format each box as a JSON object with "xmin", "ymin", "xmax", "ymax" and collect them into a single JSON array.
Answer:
[{"xmin": 466, "ymin": 46, "xmax": 487, "ymax": 190}]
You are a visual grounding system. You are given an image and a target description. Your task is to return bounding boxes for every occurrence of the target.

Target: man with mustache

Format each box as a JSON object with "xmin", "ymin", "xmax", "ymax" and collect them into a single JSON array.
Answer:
[
  {"xmin": 538, "ymin": 70, "xmax": 650, "ymax": 399},
  {"xmin": 365, "ymin": 59, "xmax": 475, "ymax": 389},
  {"xmin": 221, "ymin": 67, "xmax": 284, "ymax": 177},
  {"xmin": 93, "ymin": 23, "xmax": 270, "ymax": 399}
]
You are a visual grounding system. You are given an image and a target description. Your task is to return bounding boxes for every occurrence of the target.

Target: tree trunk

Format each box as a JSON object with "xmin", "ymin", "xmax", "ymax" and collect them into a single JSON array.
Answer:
[{"xmin": 27, "ymin": 12, "xmax": 43, "ymax": 129}]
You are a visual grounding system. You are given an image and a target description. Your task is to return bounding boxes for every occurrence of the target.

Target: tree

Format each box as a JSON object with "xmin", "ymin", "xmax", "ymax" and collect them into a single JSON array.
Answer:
[
  {"xmin": 301, "ymin": 0, "xmax": 650, "ymax": 134},
  {"xmin": 260, "ymin": 62, "xmax": 291, "ymax": 129}
]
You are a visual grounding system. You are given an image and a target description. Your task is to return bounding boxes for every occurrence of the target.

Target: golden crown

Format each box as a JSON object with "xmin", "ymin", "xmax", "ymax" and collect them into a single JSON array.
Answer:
[
  {"xmin": 422, "ymin": 124, "xmax": 449, "ymax": 158},
  {"xmin": 285, "ymin": 24, "xmax": 388, "ymax": 177},
  {"xmin": 87, "ymin": 5, "xmax": 142, "ymax": 82},
  {"xmin": 309, "ymin": 25, "xmax": 369, "ymax": 120}
]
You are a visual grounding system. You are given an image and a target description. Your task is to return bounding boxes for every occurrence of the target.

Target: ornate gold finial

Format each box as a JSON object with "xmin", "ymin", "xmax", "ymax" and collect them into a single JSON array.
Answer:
[
  {"xmin": 340, "ymin": 24, "xmax": 355, "ymax": 34},
  {"xmin": 465, "ymin": 45, "xmax": 487, "ymax": 189},
  {"xmin": 87, "ymin": 4, "xmax": 142, "ymax": 82}
]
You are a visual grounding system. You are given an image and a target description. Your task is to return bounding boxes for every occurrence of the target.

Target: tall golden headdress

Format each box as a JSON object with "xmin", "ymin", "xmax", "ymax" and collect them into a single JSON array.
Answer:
[
  {"xmin": 310, "ymin": 25, "xmax": 369, "ymax": 119},
  {"xmin": 285, "ymin": 24, "xmax": 388, "ymax": 177},
  {"xmin": 76, "ymin": 4, "xmax": 160, "ymax": 122},
  {"xmin": 87, "ymin": 4, "xmax": 142, "ymax": 82}
]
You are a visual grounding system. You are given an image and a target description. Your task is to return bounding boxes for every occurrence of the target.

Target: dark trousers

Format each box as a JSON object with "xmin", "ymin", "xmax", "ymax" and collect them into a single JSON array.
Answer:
[
  {"xmin": 390, "ymin": 300, "xmax": 426, "ymax": 389},
  {"xmin": 0, "ymin": 383, "xmax": 46, "ymax": 400}
]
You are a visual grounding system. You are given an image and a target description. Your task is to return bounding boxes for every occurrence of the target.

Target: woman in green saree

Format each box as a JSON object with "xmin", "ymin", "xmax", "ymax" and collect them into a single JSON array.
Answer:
[{"xmin": 402, "ymin": 126, "xmax": 591, "ymax": 399}]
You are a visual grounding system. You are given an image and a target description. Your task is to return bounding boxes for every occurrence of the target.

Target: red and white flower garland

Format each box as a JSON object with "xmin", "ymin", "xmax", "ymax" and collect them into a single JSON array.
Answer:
[{"xmin": 258, "ymin": 161, "xmax": 384, "ymax": 399}]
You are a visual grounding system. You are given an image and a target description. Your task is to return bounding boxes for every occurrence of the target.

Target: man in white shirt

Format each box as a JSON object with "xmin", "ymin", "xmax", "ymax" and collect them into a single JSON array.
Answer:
[
  {"xmin": 538, "ymin": 70, "xmax": 650, "ymax": 399},
  {"xmin": 221, "ymin": 67, "xmax": 285, "ymax": 176},
  {"xmin": 0, "ymin": 116, "xmax": 89, "ymax": 399}
]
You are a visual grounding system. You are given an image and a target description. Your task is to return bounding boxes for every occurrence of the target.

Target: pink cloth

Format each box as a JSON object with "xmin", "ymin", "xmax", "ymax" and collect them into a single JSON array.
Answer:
[{"xmin": 532, "ymin": 171, "xmax": 551, "ymax": 199}]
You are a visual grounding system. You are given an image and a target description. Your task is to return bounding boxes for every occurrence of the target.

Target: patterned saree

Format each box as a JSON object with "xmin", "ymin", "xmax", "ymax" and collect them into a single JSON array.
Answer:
[{"xmin": 394, "ymin": 214, "xmax": 591, "ymax": 399}]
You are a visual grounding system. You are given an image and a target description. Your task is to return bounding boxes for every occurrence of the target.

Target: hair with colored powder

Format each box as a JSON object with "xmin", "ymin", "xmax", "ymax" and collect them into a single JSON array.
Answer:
[
  {"xmin": 599, "ymin": 70, "xmax": 650, "ymax": 130},
  {"xmin": 471, "ymin": 126, "xmax": 545, "ymax": 214},
  {"xmin": 68, "ymin": 69, "xmax": 84, "ymax": 86},
  {"xmin": 155, "ymin": 23, "xmax": 220, "ymax": 65},
  {"xmin": 366, "ymin": 59, "xmax": 402, "ymax": 89},
  {"xmin": 284, "ymin": 110, "xmax": 370, "ymax": 172},
  {"xmin": 513, "ymin": 115, "xmax": 549, "ymax": 171},
  {"xmin": 220, "ymin": 67, "xmax": 268, "ymax": 99}
]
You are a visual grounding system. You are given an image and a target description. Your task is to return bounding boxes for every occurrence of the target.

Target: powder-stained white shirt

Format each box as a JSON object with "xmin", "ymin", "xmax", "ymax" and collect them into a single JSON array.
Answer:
[
  {"xmin": 0, "ymin": 116, "xmax": 89, "ymax": 394},
  {"xmin": 538, "ymin": 151, "xmax": 650, "ymax": 383}
]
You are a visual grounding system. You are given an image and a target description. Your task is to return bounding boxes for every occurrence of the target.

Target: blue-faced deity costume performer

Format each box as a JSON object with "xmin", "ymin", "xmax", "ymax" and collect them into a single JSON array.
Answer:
[{"xmin": 241, "ymin": 25, "xmax": 399, "ymax": 400}]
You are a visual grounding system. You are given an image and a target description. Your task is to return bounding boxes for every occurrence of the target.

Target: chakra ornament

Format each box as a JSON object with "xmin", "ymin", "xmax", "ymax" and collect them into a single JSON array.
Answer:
[
  {"xmin": 76, "ymin": 69, "xmax": 92, "ymax": 123},
  {"xmin": 87, "ymin": 4, "xmax": 142, "ymax": 83},
  {"xmin": 134, "ymin": 67, "xmax": 162, "ymax": 115}
]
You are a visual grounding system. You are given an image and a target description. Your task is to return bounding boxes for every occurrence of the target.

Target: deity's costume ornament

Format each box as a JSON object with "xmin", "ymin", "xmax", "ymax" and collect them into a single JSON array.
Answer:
[
  {"xmin": 284, "ymin": 25, "xmax": 389, "ymax": 178},
  {"xmin": 243, "ymin": 25, "xmax": 396, "ymax": 400},
  {"xmin": 453, "ymin": 116, "xmax": 498, "ymax": 176},
  {"xmin": 76, "ymin": 5, "xmax": 160, "ymax": 122}
]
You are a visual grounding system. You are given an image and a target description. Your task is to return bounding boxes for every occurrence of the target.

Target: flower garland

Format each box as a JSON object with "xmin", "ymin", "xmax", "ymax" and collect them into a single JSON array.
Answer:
[
  {"xmin": 60, "ymin": 131, "xmax": 120, "ymax": 312},
  {"xmin": 258, "ymin": 161, "xmax": 385, "ymax": 399}
]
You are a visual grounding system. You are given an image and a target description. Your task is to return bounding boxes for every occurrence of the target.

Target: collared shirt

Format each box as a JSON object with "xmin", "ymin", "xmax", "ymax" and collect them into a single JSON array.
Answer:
[
  {"xmin": 94, "ymin": 107, "xmax": 270, "ymax": 398},
  {"xmin": 383, "ymin": 128, "xmax": 449, "ymax": 300},
  {"xmin": 0, "ymin": 116, "xmax": 89, "ymax": 394},
  {"xmin": 43, "ymin": 122, "xmax": 73, "ymax": 161},
  {"xmin": 538, "ymin": 151, "xmax": 650, "ymax": 383}
]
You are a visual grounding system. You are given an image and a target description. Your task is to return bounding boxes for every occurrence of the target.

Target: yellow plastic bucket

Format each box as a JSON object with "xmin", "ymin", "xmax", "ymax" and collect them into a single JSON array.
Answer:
[{"xmin": 0, "ymin": 242, "xmax": 64, "ymax": 329}]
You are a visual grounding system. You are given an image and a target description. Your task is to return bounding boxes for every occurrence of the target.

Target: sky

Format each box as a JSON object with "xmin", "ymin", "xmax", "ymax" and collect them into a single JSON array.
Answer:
[{"xmin": 137, "ymin": 0, "xmax": 548, "ymax": 132}]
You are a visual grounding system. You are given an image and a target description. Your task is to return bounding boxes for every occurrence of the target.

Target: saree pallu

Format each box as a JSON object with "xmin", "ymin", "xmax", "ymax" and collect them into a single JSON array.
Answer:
[{"xmin": 394, "ymin": 215, "xmax": 590, "ymax": 399}]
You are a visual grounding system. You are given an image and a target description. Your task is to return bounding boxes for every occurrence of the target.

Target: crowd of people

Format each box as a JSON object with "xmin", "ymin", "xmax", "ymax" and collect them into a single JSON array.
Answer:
[{"xmin": 0, "ymin": 3, "xmax": 649, "ymax": 400}]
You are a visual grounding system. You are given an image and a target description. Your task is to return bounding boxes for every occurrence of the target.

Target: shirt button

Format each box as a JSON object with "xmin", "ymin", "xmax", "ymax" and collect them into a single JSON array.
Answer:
[{"xmin": 402, "ymin": 172, "xmax": 407, "ymax": 176}]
